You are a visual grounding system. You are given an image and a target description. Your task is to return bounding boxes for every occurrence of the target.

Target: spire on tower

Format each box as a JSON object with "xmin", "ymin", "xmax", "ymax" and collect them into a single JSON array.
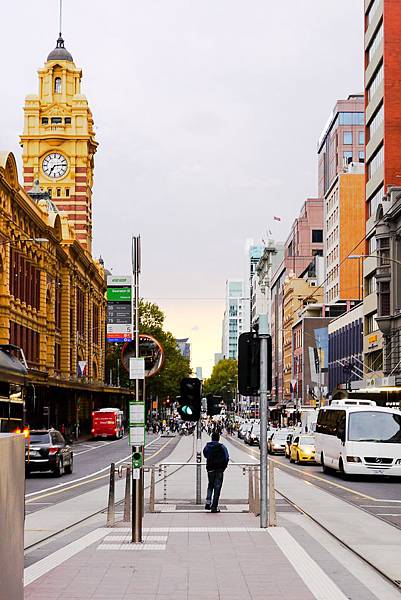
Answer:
[{"xmin": 47, "ymin": 0, "xmax": 73, "ymax": 62}]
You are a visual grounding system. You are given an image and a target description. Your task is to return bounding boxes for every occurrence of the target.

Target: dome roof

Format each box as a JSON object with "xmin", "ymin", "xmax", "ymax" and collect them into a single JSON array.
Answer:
[{"xmin": 47, "ymin": 35, "xmax": 73, "ymax": 62}]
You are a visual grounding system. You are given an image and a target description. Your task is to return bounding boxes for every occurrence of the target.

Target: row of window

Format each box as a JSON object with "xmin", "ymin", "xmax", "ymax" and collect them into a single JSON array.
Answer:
[
  {"xmin": 343, "ymin": 130, "xmax": 364, "ymax": 145},
  {"xmin": 366, "ymin": 311, "xmax": 378, "ymax": 334},
  {"xmin": 367, "ymin": 62, "xmax": 383, "ymax": 102},
  {"xmin": 326, "ymin": 284, "xmax": 339, "ymax": 303},
  {"xmin": 326, "ymin": 188, "xmax": 339, "ymax": 215},
  {"xmin": 338, "ymin": 112, "xmax": 364, "ymax": 126},
  {"xmin": 367, "ymin": 185, "xmax": 384, "ymax": 218},
  {"xmin": 367, "ymin": 144, "xmax": 384, "ymax": 180},
  {"xmin": 326, "ymin": 246, "xmax": 339, "ymax": 268},
  {"xmin": 367, "ymin": 21, "xmax": 383, "ymax": 64},
  {"xmin": 366, "ymin": 0, "xmax": 381, "ymax": 27},
  {"xmin": 311, "ymin": 229, "xmax": 323, "ymax": 243},
  {"xmin": 9, "ymin": 321, "xmax": 40, "ymax": 368},
  {"xmin": 9, "ymin": 249, "xmax": 41, "ymax": 310},
  {"xmin": 368, "ymin": 103, "xmax": 384, "ymax": 141},
  {"xmin": 47, "ymin": 188, "xmax": 70, "ymax": 198},
  {"xmin": 326, "ymin": 226, "xmax": 339, "ymax": 249},
  {"xmin": 326, "ymin": 206, "xmax": 339, "ymax": 233},
  {"xmin": 344, "ymin": 150, "xmax": 365, "ymax": 164},
  {"xmin": 316, "ymin": 409, "xmax": 345, "ymax": 436},
  {"xmin": 327, "ymin": 265, "xmax": 339, "ymax": 284},
  {"xmin": 42, "ymin": 117, "xmax": 71, "ymax": 125}
]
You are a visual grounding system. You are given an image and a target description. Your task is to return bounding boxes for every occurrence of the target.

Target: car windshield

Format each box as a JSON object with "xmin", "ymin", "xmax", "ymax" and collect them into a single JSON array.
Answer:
[
  {"xmin": 299, "ymin": 436, "xmax": 315, "ymax": 445},
  {"xmin": 348, "ymin": 411, "xmax": 401, "ymax": 443},
  {"xmin": 30, "ymin": 433, "xmax": 51, "ymax": 444}
]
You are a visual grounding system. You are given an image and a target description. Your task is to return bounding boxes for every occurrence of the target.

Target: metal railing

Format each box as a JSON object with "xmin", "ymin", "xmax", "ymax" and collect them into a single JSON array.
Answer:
[
  {"xmin": 106, "ymin": 462, "xmax": 131, "ymax": 527},
  {"xmin": 106, "ymin": 460, "xmax": 277, "ymax": 527}
]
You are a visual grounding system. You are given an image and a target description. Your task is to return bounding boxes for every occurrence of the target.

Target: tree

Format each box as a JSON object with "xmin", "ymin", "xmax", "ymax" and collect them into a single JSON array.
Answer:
[
  {"xmin": 203, "ymin": 359, "xmax": 238, "ymax": 401},
  {"xmin": 106, "ymin": 300, "xmax": 191, "ymax": 402}
]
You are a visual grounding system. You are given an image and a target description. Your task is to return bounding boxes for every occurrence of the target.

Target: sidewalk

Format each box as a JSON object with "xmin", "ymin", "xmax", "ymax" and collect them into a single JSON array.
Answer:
[{"xmin": 24, "ymin": 434, "xmax": 401, "ymax": 600}]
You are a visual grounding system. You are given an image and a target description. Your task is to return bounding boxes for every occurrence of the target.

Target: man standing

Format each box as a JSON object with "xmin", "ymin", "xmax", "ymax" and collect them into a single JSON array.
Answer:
[{"xmin": 203, "ymin": 431, "xmax": 229, "ymax": 513}]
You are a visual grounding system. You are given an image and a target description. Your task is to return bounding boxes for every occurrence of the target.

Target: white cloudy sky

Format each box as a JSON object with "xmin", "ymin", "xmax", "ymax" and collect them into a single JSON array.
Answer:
[{"xmin": 1, "ymin": 1, "xmax": 363, "ymax": 376}]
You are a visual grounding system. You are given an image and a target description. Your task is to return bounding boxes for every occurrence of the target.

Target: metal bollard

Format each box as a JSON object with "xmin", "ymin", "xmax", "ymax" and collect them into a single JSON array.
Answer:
[
  {"xmin": 149, "ymin": 467, "xmax": 155, "ymax": 513},
  {"xmin": 254, "ymin": 467, "xmax": 260, "ymax": 517},
  {"xmin": 248, "ymin": 466, "xmax": 255, "ymax": 514},
  {"xmin": 268, "ymin": 459, "xmax": 277, "ymax": 527},
  {"xmin": 123, "ymin": 466, "xmax": 131, "ymax": 522},
  {"xmin": 106, "ymin": 462, "xmax": 115, "ymax": 527}
]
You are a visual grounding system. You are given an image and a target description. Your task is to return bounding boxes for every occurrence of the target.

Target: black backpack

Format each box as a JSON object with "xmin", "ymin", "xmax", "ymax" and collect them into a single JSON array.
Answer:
[{"xmin": 207, "ymin": 443, "xmax": 228, "ymax": 471}]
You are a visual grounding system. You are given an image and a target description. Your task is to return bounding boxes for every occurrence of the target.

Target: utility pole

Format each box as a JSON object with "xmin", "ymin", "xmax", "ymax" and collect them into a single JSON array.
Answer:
[{"xmin": 259, "ymin": 314, "xmax": 270, "ymax": 528}]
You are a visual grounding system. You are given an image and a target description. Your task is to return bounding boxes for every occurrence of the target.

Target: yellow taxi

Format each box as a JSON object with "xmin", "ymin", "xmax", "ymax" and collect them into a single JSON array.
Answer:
[{"xmin": 289, "ymin": 434, "xmax": 316, "ymax": 464}]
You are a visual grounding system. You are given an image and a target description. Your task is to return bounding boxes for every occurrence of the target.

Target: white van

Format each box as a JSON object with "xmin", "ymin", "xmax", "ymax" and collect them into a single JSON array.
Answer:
[{"xmin": 315, "ymin": 400, "xmax": 401, "ymax": 476}]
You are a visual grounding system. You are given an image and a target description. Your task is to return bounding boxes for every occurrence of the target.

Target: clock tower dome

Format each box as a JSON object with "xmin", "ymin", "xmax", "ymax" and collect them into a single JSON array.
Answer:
[{"xmin": 20, "ymin": 35, "xmax": 98, "ymax": 253}]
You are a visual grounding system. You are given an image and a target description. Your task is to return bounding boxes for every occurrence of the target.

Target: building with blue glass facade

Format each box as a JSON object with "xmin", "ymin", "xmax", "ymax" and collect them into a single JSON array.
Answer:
[{"xmin": 328, "ymin": 304, "xmax": 364, "ymax": 396}]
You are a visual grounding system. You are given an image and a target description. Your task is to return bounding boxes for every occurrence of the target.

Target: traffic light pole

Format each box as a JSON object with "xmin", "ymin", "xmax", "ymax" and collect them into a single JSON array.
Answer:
[
  {"xmin": 259, "ymin": 315, "xmax": 269, "ymax": 529},
  {"xmin": 132, "ymin": 235, "xmax": 143, "ymax": 543},
  {"xmin": 196, "ymin": 419, "xmax": 202, "ymax": 504}
]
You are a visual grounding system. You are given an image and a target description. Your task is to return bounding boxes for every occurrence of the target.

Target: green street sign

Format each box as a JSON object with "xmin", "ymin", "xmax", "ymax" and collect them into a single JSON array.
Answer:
[{"xmin": 107, "ymin": 286, "xmax": 132, "ymax": 302}]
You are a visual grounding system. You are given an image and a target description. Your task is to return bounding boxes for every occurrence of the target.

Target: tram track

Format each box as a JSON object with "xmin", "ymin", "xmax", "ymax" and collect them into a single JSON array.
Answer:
[{"xmin": 226, "ymin": 434, "xmax": 401, "ymax": 590}]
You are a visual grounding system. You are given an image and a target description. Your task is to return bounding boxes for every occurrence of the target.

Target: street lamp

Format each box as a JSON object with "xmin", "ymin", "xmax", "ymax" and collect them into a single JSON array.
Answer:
[{"xmin": 348, "ymin": 253, "xmax": 401, "ymax": 267}]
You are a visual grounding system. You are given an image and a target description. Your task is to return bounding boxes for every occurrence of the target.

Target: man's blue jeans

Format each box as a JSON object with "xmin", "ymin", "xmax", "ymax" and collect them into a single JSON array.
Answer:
[{"xmin": 206, "ymin": 470, "xmax": 224, "ymax": 509}]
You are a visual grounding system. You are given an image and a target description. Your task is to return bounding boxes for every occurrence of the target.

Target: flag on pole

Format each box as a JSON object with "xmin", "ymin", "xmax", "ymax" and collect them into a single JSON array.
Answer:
[{"xmin": 273, "ymin": 216, "xmax": 282, "ymax": 222}]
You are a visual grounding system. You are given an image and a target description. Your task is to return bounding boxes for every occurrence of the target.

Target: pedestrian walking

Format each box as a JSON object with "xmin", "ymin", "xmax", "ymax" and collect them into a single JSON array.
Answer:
[{"xmin": 203, "ymin": 431, "xmax": 229, "ymax": 513}]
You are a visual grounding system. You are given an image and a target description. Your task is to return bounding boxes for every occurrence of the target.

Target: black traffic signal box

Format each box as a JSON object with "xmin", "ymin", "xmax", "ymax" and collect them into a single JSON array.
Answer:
[
  {"xmin": 238, "ymin": 332, "xmax": 272, "ymax": 396},
  {"xmin": 178, "ymin": 377, "xmax": 201, "ymax": 421},
  {"xmin": 206, "ymin": 394, "xmax": 222, "ymax": 416}
]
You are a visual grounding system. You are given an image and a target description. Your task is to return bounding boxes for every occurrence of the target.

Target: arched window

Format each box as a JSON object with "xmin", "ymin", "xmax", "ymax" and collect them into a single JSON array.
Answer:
[{"xmin": 54, "ymin": 77, "xmax": 62, "ymax": 94}]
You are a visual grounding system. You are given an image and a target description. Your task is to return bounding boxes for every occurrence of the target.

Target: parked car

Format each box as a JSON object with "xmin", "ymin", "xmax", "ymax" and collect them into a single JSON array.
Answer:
[
  {"xmin": 267, "ymin": 430, "xmax": 289, "ymax": 454},
  {"xmin": 290, "ymin": 434, "xmax": 316, "ymax": 464},
  {"xmin": 25, "ymin": 429, "xmax": 73, "ymax": 477}
]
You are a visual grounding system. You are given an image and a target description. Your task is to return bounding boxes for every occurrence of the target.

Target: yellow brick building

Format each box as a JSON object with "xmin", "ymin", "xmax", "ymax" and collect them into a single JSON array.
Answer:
[
  {"xmin": 0, "ymin": 36, "xmax": 131, "ymax": 434},
  {"xmin": 282, "ymin": 274, "xmax": 323, "ymax": 402}
]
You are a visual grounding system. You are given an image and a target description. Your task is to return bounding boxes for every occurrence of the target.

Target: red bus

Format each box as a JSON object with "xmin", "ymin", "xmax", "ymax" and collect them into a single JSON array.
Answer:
[{"xmin": 91, "ymin": 408, "xmax": 124, "ymax": 439}]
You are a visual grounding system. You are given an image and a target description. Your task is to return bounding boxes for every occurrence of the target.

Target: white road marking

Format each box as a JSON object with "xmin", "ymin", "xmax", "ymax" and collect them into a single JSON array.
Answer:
[
  {"xmin": 24, "ymin": 528, "xmax": 109, "ymax": 586},
  {"xmin": 25, "ymin": 435, "xmax": 161, "ymax": 498},
  {"xmin": 377, "ymin": 513, "xmax": 401, "ymax": 516},
  {"xmin": 268, "ymin": 527, "xmax": 349, "ymax": 600}
]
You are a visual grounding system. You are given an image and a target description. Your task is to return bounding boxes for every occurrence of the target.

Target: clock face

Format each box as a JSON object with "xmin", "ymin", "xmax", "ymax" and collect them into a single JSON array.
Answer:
[{"xmin": 42, "ymin": 153, "xmax": 68, "ymax": 179}]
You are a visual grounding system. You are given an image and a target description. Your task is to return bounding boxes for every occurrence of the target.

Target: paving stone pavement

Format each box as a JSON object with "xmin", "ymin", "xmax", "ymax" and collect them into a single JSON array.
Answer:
[{"xmin": 24, "ymin": 509, "xmax": 401, "ymax": 600}]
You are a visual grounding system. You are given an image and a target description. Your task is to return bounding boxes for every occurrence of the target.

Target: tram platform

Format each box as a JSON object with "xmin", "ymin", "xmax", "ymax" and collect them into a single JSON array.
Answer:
[{"xmin": 24, "ymin": 435, "xmax": 400, "ymax": 600}]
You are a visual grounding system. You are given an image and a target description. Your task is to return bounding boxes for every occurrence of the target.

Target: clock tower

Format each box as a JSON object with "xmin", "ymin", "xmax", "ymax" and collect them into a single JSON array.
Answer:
[{"xmin": 20, "ymin": 34, "xmax": 98, "ymax": 253}]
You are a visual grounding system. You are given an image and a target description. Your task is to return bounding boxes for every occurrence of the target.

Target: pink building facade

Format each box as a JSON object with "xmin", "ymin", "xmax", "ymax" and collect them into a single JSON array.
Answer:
[{"xmin": 270, "ymin": 198, "xmax": 324, "ymax": 407}]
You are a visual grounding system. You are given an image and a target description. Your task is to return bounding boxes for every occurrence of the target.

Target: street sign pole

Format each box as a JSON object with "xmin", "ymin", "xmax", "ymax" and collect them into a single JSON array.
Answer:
[
  {"xmin": 131, "ymin": 235, "xmax": 143, "ymax": 543},
  {"xmin": 196, "ymin": 419, "xmax": 202, "ymax": 504},
  {"xmin": 259, "ymin": 315, "xmax": 270, "ymax": 528}
]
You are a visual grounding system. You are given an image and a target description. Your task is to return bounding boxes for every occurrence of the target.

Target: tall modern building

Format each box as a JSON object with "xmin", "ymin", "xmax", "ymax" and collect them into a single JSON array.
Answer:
[
  {"xmin": 222, "ymin": 280, "xmax": 246, "ymax": 360},
  {"xmin": 247, "ymin": 245, "xmax": 264, "ymax": 328},
  {"xmin": 362, "ymin": 0, "xmax": 401, "ymax": 382},
  {"xmin": 176, "ymin": 338, "xmax": 191, "ymax": 362},
  {"xmin": 318, "ymin": 95, "xmax": 365, "ymax": 199}
]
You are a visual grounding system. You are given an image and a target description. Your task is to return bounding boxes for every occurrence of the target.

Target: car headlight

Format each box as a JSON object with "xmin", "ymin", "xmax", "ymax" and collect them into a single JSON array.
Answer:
[{"xmin": 346, "ymin": 456, "xmax": 362, "ymax": 463}]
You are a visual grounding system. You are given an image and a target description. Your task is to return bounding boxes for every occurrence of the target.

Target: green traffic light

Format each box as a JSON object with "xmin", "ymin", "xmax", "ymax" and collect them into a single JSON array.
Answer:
[{"xmin": 182, "ymin": 405, "xmax": 193, "ymax": 415}]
